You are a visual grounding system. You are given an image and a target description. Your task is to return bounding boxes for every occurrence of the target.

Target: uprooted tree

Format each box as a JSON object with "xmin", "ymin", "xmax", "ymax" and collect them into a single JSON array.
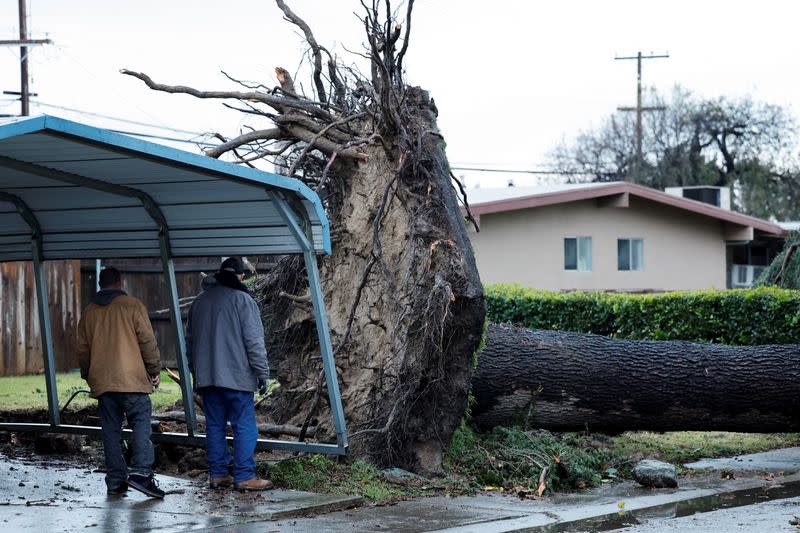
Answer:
[{"xmin": 122, "ymin": 0, "xmax": 485, "ymax": 475}]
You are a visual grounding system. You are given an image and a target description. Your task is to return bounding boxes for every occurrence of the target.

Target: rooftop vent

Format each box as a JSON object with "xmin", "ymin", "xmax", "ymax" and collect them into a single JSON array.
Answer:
[{"xmin": 664, "ymin": 186, "xmax": 730, "ymax": 210}]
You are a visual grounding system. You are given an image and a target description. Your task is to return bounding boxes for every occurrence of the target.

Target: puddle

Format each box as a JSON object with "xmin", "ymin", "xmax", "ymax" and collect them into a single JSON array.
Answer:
[{"xmin": 523, "ymin": 480, "xmax": 800, "ymax": 532}]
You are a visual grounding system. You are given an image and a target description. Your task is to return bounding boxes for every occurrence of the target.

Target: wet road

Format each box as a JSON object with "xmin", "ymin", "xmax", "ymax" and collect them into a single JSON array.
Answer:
[
  {"xmin": 621, "ymin": 495, "xmax": 800, "ymax": 532},
  {"xmin": 1, "ymin": 445, "xmax": 799, "ymax": 532}
]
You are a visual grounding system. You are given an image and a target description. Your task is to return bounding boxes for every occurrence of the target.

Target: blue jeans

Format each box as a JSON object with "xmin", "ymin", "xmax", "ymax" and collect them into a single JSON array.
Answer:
[
  {"xmin": 97, "ymin": 392, "xmax": 154, "ymax": 488},
  {"xmin": 199, "ymin": 387, "xmax": 258, "ymax": 483}
]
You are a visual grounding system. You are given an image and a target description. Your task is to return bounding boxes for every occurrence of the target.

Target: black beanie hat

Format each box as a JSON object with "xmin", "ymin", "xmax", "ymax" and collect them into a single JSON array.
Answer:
[{"xmin": 220, "ymin": 256, "xmax": 245, "ymax": 275}]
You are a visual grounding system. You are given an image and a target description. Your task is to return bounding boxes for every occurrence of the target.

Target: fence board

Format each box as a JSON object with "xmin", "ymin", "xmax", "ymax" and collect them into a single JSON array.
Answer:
[{"xmin": 0, "ymin": 261, "xmax": 81, "ymax": 376}]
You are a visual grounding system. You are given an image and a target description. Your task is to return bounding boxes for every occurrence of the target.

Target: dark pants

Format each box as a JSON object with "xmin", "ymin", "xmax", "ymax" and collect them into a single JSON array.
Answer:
[
  {"xmin": 97, "ymin": 392, "xmax": 154, "ymax": 488},
  {"xmin": 199, "ymin": 387, "xmax": 258, "ymax": 483}
]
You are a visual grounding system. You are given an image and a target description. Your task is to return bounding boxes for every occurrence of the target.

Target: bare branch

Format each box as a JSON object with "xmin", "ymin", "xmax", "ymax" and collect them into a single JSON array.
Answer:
[
  {"xmin": 221, "ymin": 101, "xmax": 274, "ymax": 118},
  {"xmin": 275, "ymin": 0, "xmax": 328, "ymax": 104},
  {"xmin": 279, "ymin": 290, "xmax": 311, "ymax": 304},
  {"xmin": 274, "ymin": 67, "xmax": 298, "ymax": 97},
  {"xmin": 212, "ymin": 133, "xmax": 257, "ymax": 168},
  {"xmin": 317, "ymin": 133, "xmax": 382, "ymax": 192},
  {"xmin": 282, "ymin": 123, "xmax": 368, "ymax": 160},
  {"xmin": 220, "ymin": 70, "xmax": 273, "ymax": 93},
  {"xmin": 451, "ymin": 170, "xmax": 480, "ymax": 232},
  {"xmin": 288, "ymin": 113, "xmax": 367, "ymax": 177},
  {"xmin": 274, "ymin": 113, "xmax": 351, "ymax": 143},
  {"xmin": 325, "ymin": 56, "xmax": 349, "ymax": 111},
  {"xmin": 396, "ymin": 0, "xmax": 414, "ymax": 74},
  {"xmin": 120, "ymin": 68, "xmax": 334, "ymax": 122},
  {"xmin": 205, "ymin": 128, "xmax": 284, "ymax": 159}
]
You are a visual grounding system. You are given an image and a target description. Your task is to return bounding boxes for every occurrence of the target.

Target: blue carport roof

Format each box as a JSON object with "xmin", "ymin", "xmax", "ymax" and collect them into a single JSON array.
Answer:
[{"xmin": 0, "ymin": 115, "xmax": 331, "ymax": 261}]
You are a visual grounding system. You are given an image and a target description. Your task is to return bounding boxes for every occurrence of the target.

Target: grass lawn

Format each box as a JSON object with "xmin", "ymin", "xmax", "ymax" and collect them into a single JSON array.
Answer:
[
  {"xmin": 0, "ymin": 370, "xmax": 183, "ymax": 413},
  {"xmin": 608, "ymin": 430, "xmax": 800, "ymax": 467},
  {"xmin": 262, "ymin": 427, "xmax": 800, "ymax": 504}
]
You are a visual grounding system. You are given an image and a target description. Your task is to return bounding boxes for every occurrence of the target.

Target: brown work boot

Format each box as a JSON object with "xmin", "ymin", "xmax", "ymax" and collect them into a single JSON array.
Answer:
[
  {"xmin": 208, "ymin": 475, "xmax": 233, "ymax": 489},
  {"xmin": 233, "ymin": 477, "xmax": 274, "ymax": 492}
]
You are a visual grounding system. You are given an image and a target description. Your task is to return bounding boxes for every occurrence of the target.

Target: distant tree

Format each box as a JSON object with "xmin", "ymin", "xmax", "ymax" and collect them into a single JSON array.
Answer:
[{"xmin": 549, "ymin": 86, "xmax": 800, "ymax": 219}]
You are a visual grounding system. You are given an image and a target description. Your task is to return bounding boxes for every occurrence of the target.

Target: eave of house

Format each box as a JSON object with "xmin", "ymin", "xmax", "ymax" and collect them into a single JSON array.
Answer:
[{"xmin": 464, "ymin": 182, "xmax": 787, "ymax": 238}]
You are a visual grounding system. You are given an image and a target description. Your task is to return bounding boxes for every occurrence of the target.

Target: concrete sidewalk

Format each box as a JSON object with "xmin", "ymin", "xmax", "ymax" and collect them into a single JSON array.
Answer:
[
  {"xmin": 252, "ymin": 473, "xmax": 800, "ymax": 532},
  {"xmin": 1, "ymin": 447, "xmax": 799, "ymax": 532},
  {"xmin": 0, "ymin": 454, "xmax": 361, "ymax": 532}
]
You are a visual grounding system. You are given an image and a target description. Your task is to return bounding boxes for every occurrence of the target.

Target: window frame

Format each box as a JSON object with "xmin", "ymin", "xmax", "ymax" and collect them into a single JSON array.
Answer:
[
  {"xmin": 564, "ymin": 236, "xmax": 592, "ymax": 272},
  {"xmin": 618, "ymin": 237, "xmax": 644, "ymax": 271}
]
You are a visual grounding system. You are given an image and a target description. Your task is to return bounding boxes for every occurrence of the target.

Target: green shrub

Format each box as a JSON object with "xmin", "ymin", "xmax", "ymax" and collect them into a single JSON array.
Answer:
[
  {"xmin": 445, "ymin": 424, "xmax": 608, "ymax": 493},
  {"xmin": 485, "ymin": 284, "xmax": 800, "ymax": 345},
  {"xmin": 755, "ymin": 236, "xmax": 800, "ymax": 290}
]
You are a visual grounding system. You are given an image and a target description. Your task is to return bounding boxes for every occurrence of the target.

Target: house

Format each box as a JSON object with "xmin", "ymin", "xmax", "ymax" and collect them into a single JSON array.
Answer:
[{"xmin": 464, "ymin": 181, "xmax": 787, "ymax": 292}]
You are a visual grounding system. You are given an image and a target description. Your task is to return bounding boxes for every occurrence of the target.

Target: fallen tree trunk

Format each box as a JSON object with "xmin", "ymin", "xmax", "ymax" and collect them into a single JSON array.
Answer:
[{"xmin": 472, "ymin": 323, "xmax": 800, "ymax": 432}]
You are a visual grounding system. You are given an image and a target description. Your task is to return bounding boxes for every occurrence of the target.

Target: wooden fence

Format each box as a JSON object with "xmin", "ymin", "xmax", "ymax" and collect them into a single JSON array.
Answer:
[
  {"xmin": 1, "ymin": 256, "xmax": 271, "ymax": 376},
  {"xmin": 0, "ymin": 261, "xmax": 82, "ymax": 376}
]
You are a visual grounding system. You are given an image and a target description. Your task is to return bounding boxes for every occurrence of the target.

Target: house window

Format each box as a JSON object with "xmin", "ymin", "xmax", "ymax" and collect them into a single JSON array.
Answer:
[
  {"xmin": 618, "ymin": 238, "xmax": 644, "ymax": 271},
  {"xmin": 564, "ymin": 237, "xmax": 592, "ymax": 271}
]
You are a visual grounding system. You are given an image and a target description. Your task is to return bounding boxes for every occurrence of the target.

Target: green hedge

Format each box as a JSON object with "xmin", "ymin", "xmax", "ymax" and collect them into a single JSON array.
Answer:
[{"xmin": 485, "ymin": 284, "xmax": 800, "ymax": 345}]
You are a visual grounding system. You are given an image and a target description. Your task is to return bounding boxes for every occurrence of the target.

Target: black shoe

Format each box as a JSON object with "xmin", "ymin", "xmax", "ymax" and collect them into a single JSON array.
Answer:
[
  {"xmin": 127, "ymin": 474, "xmax": 165, "ymax": 499},
  {"xmin": 107, "ymin": 483, "xmax": 128, "ymax": 495}
]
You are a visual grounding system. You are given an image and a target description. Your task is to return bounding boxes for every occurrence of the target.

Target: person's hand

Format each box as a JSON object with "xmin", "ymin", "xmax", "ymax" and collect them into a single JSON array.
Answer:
[
  {"xmin": 257, "ymin": 377, "xmax": 268, "ymax": 396},
  {"xmin": 151, "ymin": 373, "xmax": 161, "ymax": 389}
]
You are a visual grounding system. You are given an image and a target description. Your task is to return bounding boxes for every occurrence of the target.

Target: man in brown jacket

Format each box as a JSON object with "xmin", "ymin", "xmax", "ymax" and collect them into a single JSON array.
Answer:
[{"xmin": 77, "ymin": 266, "xmax": 164, "ymax": 498}]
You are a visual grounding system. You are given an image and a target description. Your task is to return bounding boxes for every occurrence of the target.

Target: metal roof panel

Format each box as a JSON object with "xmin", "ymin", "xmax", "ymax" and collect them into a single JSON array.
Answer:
[{"xmin": 0, "ymin": 115, "xmax": 332, "ymax": 260}]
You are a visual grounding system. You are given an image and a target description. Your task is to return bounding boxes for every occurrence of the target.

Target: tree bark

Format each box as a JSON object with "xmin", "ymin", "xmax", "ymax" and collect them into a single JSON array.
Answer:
[
  {"xmin": 472, "ymin": 323, "xmax": 800, "ymax": 432},
  {"xmin": 264, "ymin": 95, "xmax": 485, "ymax": 474}
]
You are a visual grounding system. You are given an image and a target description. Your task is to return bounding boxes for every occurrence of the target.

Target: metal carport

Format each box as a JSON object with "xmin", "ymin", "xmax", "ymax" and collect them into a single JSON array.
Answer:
[{"xmin": 0, "ymin": 115, "xmax": 347, "ymax": 455}]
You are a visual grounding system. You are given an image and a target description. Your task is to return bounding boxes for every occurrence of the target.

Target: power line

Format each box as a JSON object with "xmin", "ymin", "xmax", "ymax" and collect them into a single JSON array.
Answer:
[
  {"xmin": 45, "ymin": 40, "xmax": 205, "ymax": 137},
  {"xmin": 104, "ymin": 129, "xmax": 216, "ymax": 147},
  {"xmin": 451, "ymin": 165, "xmax": 607, "ymax": 176},
  {"xmin": 31, "ymin": 100, "xmax": 207, "ymax": 137}
]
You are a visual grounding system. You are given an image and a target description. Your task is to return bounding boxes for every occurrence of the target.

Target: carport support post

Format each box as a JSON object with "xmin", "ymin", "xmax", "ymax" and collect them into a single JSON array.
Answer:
[
  {"xmin": 159, "ymin": 236, "xmax": 197, "ymax": 436},
  {"xmin": 273, "ymin": 192, "xmax": 348, "ymax": 448},
  {"xmin": 303, "ymin": 249, "xmax": 348, "ymax": 448},
  {"xmin": 32, "ymin": 239, "xmax": 60, "ymax": 426}
]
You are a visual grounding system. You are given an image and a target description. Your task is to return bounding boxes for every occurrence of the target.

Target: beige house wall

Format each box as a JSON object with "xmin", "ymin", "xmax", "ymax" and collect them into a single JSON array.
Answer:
[{"xmin": 469, "ymin": 197, "xmax": 727, "ymax": 291}]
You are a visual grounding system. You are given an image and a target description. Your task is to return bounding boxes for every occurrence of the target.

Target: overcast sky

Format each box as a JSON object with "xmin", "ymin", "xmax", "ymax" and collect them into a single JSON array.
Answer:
[{"xmin": 2, "ymin": 0, "xmax": 799, "ymax": 189}]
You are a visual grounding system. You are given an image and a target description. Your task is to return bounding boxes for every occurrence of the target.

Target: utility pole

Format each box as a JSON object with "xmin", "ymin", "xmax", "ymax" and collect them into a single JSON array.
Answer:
[
  {"xmin": 19, "ymin": 0, "xmax": 29, "ymax": 116},
  {"xmin": 0, "ymin": 0, "xmax": 51, "ymax": 116},
  {"xmin": 615, "ymin": 51, "xmax": 668, "ymax": 181}
]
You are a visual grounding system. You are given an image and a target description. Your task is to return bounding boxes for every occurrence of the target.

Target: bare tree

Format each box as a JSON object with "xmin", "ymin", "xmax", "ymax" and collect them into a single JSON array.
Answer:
[
  {"xmin": 122, "ymin": 0, "xmax": 485, "ymax": 475},
  {"xmin": 549, "ymin": 86, "xmax": 800, "ymax": 218}
]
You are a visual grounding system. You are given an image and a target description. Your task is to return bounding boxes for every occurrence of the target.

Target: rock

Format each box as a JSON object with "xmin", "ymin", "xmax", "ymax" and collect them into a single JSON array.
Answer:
[
  {"xmin": 381, "ymin": 467, "xmax": 425, "ymax": 486},
  {"xmin": 413, "ymin": 439, "xmax": 444, "ymax": 478},
  {"xmin": 633, "ymin": 459, "xmax": 678, "ymax": 488}
]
